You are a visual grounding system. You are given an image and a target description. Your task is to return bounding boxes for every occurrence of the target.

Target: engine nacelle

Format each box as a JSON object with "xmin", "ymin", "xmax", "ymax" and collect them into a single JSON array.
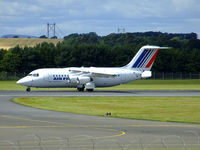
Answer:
[
  {"xmin": 68, "ymin": 76, "xmax": 78, "ymax": 84},
  {"xmin": 68, "ymin": 76, "xmax": 91, "ymax": 84},
  {"xmin": 77, "ymin": 76, "xmax": 91, "ymax": 84}
]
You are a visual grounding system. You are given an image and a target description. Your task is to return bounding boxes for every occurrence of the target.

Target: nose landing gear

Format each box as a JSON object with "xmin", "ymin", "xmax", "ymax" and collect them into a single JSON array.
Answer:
[{"xmin": 26, "ymin": 87, "xmax": 31, "ymax": 92}]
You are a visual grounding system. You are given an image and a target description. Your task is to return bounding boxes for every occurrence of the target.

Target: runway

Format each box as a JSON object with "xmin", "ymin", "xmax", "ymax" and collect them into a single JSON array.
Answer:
[{"xmin": 0, "ymin": 90, "xmax": 200, "ymax": 149}]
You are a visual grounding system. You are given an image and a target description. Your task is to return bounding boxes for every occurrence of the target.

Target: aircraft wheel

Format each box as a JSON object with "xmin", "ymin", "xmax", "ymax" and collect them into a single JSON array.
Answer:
[
  {"xmin": 26, "ymin": 87, "xmax": 31, "ymax": 92},
  {"xmin": 77, "ymin": 87, "xmax": 84, "ymax": 92},
  {"xmin": 86, "ymin": 89, "xmax": 94, "ymax": 92}
]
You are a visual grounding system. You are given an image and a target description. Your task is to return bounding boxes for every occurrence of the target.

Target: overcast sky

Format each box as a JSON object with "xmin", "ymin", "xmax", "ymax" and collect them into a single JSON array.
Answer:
[{"xmin": 0, "ymin": 0, "xmax": 200, "ymax": 38}]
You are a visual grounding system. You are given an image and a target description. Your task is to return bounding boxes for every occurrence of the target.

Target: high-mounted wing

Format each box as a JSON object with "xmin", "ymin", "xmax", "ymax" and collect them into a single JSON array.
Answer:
[{"xmin": 68, "ymin": 67, "xmax": 117, "ymax": 77}]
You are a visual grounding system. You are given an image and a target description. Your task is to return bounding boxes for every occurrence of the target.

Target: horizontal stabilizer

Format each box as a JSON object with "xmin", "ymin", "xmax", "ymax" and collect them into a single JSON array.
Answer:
[{"xmin": 141, "ymin": 71, "xmax": 152, "ymax": 78}]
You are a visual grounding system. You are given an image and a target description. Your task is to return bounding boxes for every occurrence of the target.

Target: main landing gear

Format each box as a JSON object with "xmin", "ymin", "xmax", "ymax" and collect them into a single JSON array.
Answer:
[
  {"xmin": 86, "ymin": 89, "xmax": 94, "ymax": 92},
  {"xmin": 26, "ymin": 87, "xmax": 31, "ymax": 92},
  {"xmin": 77, "ymin": 84, "xmax": 94, "ymax": 92},
  {"xmin": 77, "ymin": 87, "xmax": 94, "ymax": 92},
  {"xmin": 77, "ymin": 87, "xmax": 85, "ymax": 92}
]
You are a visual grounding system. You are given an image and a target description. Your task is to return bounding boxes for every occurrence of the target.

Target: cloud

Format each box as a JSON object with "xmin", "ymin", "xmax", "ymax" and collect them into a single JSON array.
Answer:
[
  {"xmin": 172, "ymin": 0, "xmax": 200, "ymax": 12},
  {"xmin": 0, "ymin": 0, "xmax": 199, "ymax": 37}
]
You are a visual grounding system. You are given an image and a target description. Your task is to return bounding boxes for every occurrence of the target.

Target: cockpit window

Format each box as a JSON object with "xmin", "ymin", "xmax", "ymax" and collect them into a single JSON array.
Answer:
[
  {"xmin": 28, "ymin": 73, "xmax": 39, "ymax": 77},
  {"xmin": 33, "ymin": 73, "xmax": 39, "ymax": 77}
]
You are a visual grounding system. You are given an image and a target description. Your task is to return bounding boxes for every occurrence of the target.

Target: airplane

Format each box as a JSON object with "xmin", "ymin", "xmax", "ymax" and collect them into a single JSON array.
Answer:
[{"xmin": 17, "ymin": 45, "xmax": 168, "ymax": 92}]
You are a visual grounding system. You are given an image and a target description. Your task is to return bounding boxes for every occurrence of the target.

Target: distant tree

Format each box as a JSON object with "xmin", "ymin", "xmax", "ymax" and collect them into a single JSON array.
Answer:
[
  {"xmin": 0, "ymin": 49, "xmax": 6, "ymax": 60},
  {"xmin": 51, "ymin": 36, "xmax": 57, "ymax": 39},
  {"xmin": 187, "ymin": 39, "xmax": 200, "ymax": 49},
  {"xmin": 13, "ymin": 35, "xmax": 18, "ymax": 38},
  {"xmin": 0, "ymin": 49, "xmax": 7, "ymax": 71},
  {"xmin": 64, "ymin": 33, "xmax": 79, "ymax": 39},
  {"xmin": 0, "ymin": 51, "xmax": 21, "ymax": 73},
  {"xmin": 39, "ymin": 35, "xmax": 47, "ymax": 39},
  {"xmin": 0, "ymin": 31, "xmax": 200, "ymax": 74},
  {"xmin": 20, "ymin": 46, "xmax": 41, "ymax": 73},
  {"xmin": 35, "ymin": 42, "xmax": 56, "ymax": 68}
]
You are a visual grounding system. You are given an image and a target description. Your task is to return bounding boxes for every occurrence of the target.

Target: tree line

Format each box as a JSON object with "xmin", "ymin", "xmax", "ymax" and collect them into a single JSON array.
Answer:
[{"xmin": 0, "ymin": 32, "xmax": 200, "ymax": 75}]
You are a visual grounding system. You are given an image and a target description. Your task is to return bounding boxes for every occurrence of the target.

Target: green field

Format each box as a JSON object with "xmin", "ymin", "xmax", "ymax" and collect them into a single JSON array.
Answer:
[
  {"xmin": 8, "ymin": 79, "xmax": 200, "ymax": 123},
  {"xmin": 13, "ymin": 96, "xmax": 200, "ymax": 124},
  {"xmin": 1, "ymin": 79, "xmax": 200, "ymax": 91},
  {"xmin": 0, "ymin": 38, "xmax": 63, "ymax": 50}
]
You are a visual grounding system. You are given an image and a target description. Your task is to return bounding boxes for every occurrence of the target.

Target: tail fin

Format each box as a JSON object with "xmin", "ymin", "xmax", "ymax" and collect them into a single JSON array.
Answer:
[{"xmin": 124, "ymin": 45, "xmax": 169, "ymax": 71}]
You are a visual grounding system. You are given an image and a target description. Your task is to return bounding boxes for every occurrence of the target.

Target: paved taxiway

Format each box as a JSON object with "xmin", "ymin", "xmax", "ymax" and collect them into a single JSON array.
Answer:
[
  {"xmin": 0, "ymin": 90, "xmax": 200, "ymax": 149},
  {"xmin": 0, "ymin": 90, "xmax": 200, "ymax": 97}
]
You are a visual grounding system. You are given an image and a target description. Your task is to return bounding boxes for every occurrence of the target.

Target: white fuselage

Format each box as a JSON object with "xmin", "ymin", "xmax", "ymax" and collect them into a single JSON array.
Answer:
[{"xmin": 17, "ymin": 67, "xmax": 142, "ymax": 88}]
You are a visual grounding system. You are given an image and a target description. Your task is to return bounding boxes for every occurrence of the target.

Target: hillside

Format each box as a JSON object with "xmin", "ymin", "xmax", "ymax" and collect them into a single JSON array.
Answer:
[
  {"xmin": 0, "ymin": 38, "xmax": 63, "ymax": 50},
  {"xmin": 0, "ymin": 32, "xmax": 200, "ymax": 74}
]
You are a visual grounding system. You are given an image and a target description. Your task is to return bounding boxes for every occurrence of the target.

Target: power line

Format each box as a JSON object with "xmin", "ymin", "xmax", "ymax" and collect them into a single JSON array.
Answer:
[
  {"xmin": 55, "ymin": 25, "xmax": 66, "ymax": 38},
  {"xmin": 118, "ymin": 27, "xmax": 125, "ymax": 33}
]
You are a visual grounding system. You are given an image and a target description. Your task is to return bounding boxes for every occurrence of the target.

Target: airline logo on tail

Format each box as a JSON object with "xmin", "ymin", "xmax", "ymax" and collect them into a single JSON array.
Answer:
[{"xmin": 132, "ymin": 48, "xmax": 159, "ymax": 68}]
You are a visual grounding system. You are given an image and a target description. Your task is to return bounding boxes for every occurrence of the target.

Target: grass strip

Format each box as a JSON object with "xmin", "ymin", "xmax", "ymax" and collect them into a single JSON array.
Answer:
[
  {"xmin": 13, "ymin": 96, "xmax": 200, "ymax": 124},
  {"xmin": 1, "ymin": 79, "xmax": 200, "ymax": 91}
]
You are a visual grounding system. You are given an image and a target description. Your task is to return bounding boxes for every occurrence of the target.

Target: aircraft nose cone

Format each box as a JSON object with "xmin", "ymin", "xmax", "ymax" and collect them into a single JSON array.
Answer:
[
  {"xmin": 16, "ymin": 77, "xmax": 32, "ymax": 86},
  {"xmin": 16, "ymin": 79, "xmax": 23, "ymax": 84},
  {"xmin": 16, "ymin": 78, "xmax": 25, "ymax": 85}
]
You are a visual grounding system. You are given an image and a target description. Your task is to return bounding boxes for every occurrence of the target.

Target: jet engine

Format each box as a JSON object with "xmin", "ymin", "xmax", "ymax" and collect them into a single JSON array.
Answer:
[
  {"xmin": 77, "ymin": 76, "xmax": 91, "ymax": 84},
  {"xmin": 68, "ymin": 76, "xmax": 91, "ymax": 84},
  {"xmin": 68, "ymin": 76, "xmax": 77, "ymax": 84}
]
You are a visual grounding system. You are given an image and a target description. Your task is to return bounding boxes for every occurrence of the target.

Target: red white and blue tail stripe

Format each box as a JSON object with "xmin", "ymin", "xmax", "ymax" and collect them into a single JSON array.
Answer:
[{"xmin": 125, "ymin": 45, "xmax": 168, "ymax": 71}]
